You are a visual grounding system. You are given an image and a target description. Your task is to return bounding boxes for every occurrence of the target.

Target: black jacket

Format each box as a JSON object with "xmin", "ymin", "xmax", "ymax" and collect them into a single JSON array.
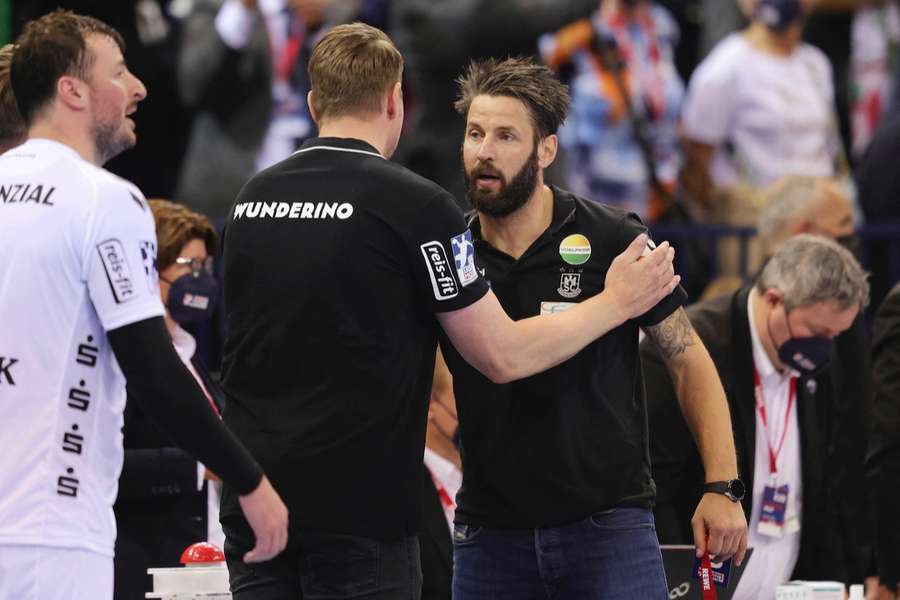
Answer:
[
  {"xmin": 113, "ymin": 356, "xmax": 224, "ymax": 600},
  {"xmin": 642, "ymin": 286, "xmax": 871, "ymax": 583},
  {"xmin": 868, "ymin": 283, "xmax": 900, "ymax": 588}
]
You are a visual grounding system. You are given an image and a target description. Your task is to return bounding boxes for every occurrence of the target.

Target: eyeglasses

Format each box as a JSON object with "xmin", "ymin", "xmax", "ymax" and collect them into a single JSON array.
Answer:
[{"xmin": 174, "ymin": 256, "xmax": 214, "ymax": 276}]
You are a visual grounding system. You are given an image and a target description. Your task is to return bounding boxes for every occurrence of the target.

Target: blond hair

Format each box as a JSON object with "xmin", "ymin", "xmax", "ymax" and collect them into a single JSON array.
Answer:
[{"xmin": 308, "ymin": 23, "xmax": 403, "ymax": 122}]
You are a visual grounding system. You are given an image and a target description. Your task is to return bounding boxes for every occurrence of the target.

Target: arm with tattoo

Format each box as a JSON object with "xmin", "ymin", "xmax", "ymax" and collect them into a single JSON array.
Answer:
[
  {"xmin": 645, "ymin": 307, "xmax": 695, "ymax": 360},
  {"xmin": 644, "ymin": 307, "xmax": 748, "ymax": 564}
]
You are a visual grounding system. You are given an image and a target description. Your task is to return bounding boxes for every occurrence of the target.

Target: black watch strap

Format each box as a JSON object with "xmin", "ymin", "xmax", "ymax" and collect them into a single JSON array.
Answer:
[{"xmin": 703, "ymin": 479, "xmax": 745, "ymax": 502}]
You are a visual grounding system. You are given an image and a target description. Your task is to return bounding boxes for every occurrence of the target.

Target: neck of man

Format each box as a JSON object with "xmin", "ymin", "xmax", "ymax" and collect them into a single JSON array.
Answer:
[
  {"xmin": 749, "ymin": 287, "xmax": 787, "ymax": 373},
  {"xmin": 744, "ymin": 21, "xmax": 798, "ymax": 57},
  {"xmin": 27, "ymin": 114, "xmax": 103, "ymax": 166},
  {"xmin": 478, "ymin": 179, "xmax": 554, "ymax": 261},
  {"xmin": 317, "ymin": 116, "xmax": 392, "ymax": 158}
]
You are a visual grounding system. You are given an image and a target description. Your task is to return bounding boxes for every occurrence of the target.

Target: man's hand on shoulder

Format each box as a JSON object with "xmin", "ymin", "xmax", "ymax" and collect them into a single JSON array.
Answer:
[
  {"xmin": 604, "ymin": 234, "xmax": 679, "ymax": 321},
  {"xmin": 691, "ymin": 492, "xmax": 748, "ymax": 565},
  {"xmin": 238, "ymin": 475, "xmax": 289, "ymax": 563}
]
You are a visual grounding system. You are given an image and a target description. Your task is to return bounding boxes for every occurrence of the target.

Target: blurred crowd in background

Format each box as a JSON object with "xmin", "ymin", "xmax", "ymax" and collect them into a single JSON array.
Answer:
[{"xmin": 5, "ymin": 0, "xmax": 900, "ymax": 314}]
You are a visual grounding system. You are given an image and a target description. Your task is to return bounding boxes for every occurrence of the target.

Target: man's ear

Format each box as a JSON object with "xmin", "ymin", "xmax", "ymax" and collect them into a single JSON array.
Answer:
[
  {"xmin": 56, "ymin": 75, "xmax": 89, "ymax": 111},
  {"xmin": 763, "ymin": 287, "xmax": 785, "ymax": 309},
  {"xmin": 307, "ymin": 90, "xmax": 319, "ymax": 125},
  {"xmin": 537, "ymin": 134, "xmax": 558, "ymax": 169},
  {"xmin": 386, "ymin": 81, "xmax": 402, "ymax": 120}
]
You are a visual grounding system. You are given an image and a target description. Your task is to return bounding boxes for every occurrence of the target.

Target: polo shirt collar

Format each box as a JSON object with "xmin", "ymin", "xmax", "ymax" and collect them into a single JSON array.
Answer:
[{"xmin": 296, "ymin": 137, "xmax": 383, "ymax": 159}]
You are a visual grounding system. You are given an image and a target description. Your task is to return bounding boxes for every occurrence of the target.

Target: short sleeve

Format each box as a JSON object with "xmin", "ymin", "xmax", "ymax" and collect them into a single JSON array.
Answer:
[
  {"xmin": 83, "ymin": 180, "xmax": 165, "ymax": 331},
  {"xmin": 617, "ymin": 213, "xmax": 687, "ymax": 326},
  {"xmin": 406, "ymin": 191, "xmax": 490, "ymax": 313},
  {"xmin": 681, "ymin": 51, "xmax": 735, "ymax": 146}
]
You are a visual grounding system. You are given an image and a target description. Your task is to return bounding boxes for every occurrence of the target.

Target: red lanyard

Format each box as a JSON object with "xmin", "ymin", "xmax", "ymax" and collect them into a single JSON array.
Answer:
[
  {"xmin": 753, "ymin": 367, "xmax": 796, "ymax": 475},
  {"xmin": 699, "ymin": 551, "xmax": 717, "ymax": 600}
]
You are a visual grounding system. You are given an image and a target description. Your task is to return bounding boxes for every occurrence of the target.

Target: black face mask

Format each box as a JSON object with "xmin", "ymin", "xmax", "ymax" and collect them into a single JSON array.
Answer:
[
  {"xmin": 767, "ymin": 306, "xmax": 833, "ymax": 374},
  {"xmin": 163, "ymin": 271, "xmax": 219, "ymax": 325}
]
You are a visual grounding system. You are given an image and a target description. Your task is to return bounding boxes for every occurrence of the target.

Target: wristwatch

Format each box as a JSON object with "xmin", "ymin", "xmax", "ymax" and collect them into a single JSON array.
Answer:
[{"xmin": 703, "ymin": 479, "xmax": 746, "ymax": 503}]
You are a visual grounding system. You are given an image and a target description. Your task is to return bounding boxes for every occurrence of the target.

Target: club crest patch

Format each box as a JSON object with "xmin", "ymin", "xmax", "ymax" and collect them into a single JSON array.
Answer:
[{"xmin": 558, "ymin": 272, "xmax": 582, "ymax": 299}]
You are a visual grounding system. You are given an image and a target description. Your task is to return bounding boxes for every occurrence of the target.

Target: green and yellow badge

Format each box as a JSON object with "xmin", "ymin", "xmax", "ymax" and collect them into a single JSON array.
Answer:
[{"xmin": 559, "ymin": 234, "xmax": 591, "ymax": 266}]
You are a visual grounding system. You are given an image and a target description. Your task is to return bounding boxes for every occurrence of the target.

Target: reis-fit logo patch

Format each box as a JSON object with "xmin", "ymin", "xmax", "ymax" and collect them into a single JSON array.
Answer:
[
  {"xmin": 421, "ymin": 241, "xmax": 459, "ymax": 300},
  {"xmin": 97, "ymin": 239, "xmax": 135, "ymax": 303}
]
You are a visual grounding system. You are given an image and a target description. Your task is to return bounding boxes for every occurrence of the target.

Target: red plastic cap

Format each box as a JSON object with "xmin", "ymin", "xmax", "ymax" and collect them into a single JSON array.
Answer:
[{"xmin": 180, "ymin": 542, "xmax": 225, "ymax": 564}]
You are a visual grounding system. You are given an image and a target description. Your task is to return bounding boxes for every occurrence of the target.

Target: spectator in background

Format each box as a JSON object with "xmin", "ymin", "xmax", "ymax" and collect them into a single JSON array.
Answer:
[
  {"xmin": 644, "ymin": 235, "xmax": 872, "ymax": 600},
  {"xmin": 114, "ymin": 200, "xmax": 225, "ymax": 600},
  {"xmin": 700, "ymin": 175, "xmax": 856, "ymax": 299},
  {"xmin": 419, "ymin": 349, "xmax": 460, "ymax": 600},
  {"xmin": 756, "ymin": 176, "xmax": 875, "ymax": 597},
  {"xmin": 389, "ymin": 0, "xmax": 601, "ymax": 206},
  {"xmin": 757, "ymin": 176, "xmax": 855, "ymax": 258},
  {"xmin": 869, "ymin": 283, "xmax": 900, "ymax": 600},
  {"xmin": 0, "ymin": 43, "xmax": 24, "ymax": 152},
  {"xmin": 850, "ymin": 0, "xmax": 900, "ymax": 157},
  {"xmin": 175, "ymin": 0, "xmax": 357, "ymax": 220},
  {"xmin": 541, "ymin": 0, "xmax": 685, "ymax": 222},
  {"xmin": 681, "ymin": 0, "xmax": 839, "ymax": 223}
]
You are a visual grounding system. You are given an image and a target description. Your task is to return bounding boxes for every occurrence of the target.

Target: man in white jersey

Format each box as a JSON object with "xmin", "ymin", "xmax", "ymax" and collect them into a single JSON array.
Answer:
[{"xmin": 0, "ymin": 10, "xmax": 288, "ymax": 600}]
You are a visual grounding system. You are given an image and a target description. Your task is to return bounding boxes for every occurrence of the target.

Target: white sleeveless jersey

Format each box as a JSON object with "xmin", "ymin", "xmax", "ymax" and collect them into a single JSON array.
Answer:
[{"xmin": 0, "ymin": 139, "xmax": 164, "ymax": 556}]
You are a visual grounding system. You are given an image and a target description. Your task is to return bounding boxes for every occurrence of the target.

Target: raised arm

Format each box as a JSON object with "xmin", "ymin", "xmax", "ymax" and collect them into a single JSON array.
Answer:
[{"xmin": 439, "ymin": 234, "xmax": 679, "ymax": 383}]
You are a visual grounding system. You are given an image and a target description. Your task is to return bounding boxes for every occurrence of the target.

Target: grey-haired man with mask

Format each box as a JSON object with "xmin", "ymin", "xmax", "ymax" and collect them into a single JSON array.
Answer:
[{"xmin": 643, "ymin": 234, "xmax": 872, "ymax": 600}]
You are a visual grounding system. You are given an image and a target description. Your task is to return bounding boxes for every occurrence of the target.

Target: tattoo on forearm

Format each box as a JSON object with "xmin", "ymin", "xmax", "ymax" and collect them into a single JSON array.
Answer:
[{"xmin": 647, "ymin": 308, "xmax": 695, "ymax": 359}]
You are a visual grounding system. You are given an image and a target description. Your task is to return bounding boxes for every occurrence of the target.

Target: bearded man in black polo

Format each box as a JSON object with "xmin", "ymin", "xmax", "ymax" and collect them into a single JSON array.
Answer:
[{"xmin": 443, "ymin": 57, "xmax": 749, "ymax": 600}]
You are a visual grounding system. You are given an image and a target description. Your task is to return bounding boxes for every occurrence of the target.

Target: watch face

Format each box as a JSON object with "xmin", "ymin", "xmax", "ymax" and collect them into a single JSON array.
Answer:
[{"xmin": 728, "ymin": 479, "xmax": 746, "ymax": 500}]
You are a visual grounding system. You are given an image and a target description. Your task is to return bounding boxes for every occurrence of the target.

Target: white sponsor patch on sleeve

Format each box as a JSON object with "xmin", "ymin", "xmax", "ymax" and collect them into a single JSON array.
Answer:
[
  {"xmin": 96, "ymin": 239, "xmax": 135, "ymax": 303},
  {"xmin": 420, "ymin": 241, "xmax": 459, "ymax": 300}
]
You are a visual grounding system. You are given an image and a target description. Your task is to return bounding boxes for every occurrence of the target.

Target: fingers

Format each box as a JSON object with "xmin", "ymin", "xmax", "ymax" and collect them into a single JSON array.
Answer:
[
  {"xmin": 642, "ymin": 240, "xmax": 672, "ymax": 269},
  {"xmin": 238, "ymin": 476, "xmax": 289, "ymax": 564},
  {"xmin": 691, "ymin": 516, "xmax": 707, "ymax": 558},
  {"xmin": 619, "ymin": 233, "xmax": 650, "ymax": 263},
  {"xmin": 706, "ymin": 529, "xmax": 725, "ymax": 561},
  {"xmin": 734, "ymin": 528, "xmax": 748, "ymax": 566},
  {"xmin": 243, "ymin": 523, "xmax": 288, "ymax": 563}
]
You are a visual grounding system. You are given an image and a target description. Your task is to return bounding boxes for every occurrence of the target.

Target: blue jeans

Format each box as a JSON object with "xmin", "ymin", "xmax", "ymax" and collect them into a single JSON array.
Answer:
[
  {"xmin": 222, "ymin": 516, "xmax": 422, "ymax": 600},
  {"xmin": 452, "ymin": 507, "xmax": 669, "ymax": 600}
]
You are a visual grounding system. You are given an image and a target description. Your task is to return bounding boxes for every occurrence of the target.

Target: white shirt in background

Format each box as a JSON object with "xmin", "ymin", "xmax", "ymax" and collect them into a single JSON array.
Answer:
[
  {"xmin": 734, "ymin": 291, "xmax": 803, "ymax": 600},
  {"xmin": 170, "ymin": 324, "xmax": 226, "ymax": 550},
  {"xmin": 682, "ymin": 33, "xmax": 836, "ymax": 189}
]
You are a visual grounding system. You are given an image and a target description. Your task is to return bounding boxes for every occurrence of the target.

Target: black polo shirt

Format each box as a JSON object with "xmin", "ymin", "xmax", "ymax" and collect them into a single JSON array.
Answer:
[
  {"xmin": 219, "ymin": 137, "xmax": 489, "ymax": 541},
  {"xmin": 441, "ymin": 186, "xmax": 687, "ymax": 529}
]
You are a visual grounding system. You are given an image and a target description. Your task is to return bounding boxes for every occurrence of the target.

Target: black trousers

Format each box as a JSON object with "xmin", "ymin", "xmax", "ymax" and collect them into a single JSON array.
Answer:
[{"xmin": 223, "ymin": 515, "xmax": 422, "ymax": 600}]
